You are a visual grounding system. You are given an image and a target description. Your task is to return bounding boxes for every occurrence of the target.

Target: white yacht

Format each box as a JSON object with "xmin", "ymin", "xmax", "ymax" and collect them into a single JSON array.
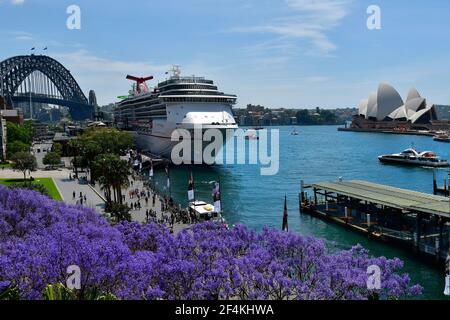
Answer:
[
  {"xmin": 114, "ymin": 66, "xmax": 238, "ymax": 160},
  {"xmin": 378, "ymin": 148, "xmax": 449, "ymax": 167}
]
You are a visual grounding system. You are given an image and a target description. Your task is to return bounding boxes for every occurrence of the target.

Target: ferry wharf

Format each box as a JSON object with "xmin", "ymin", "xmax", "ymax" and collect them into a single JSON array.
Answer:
[{"xmin": 299, "ymin": 179, "xmax": 450, "ymax": 263}]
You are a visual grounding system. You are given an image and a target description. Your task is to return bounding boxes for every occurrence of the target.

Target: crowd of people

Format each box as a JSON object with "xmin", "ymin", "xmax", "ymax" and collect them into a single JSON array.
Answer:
[
  {"xmin": 120, "ymin": 171, "xmax": 202, "ymax": 231},
  {"xmin": 72, "ymin": 190, "xmax": 87, "ymax": 206}
]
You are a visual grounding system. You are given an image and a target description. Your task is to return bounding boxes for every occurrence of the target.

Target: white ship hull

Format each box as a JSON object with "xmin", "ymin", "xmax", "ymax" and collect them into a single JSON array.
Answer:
[
  {"xmin": 114, "ymin": 71, "xmax": 238, "ymax": 162},
  {"xmin": 132, "ymin": 114, "xmax": 237, "ymax": 161}
]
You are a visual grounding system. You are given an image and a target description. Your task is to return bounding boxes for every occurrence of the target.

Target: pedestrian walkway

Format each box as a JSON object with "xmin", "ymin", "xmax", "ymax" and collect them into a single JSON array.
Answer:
[
  {"xmin": 53, "ymin": 175, "xmax": 105, "ymax": 212},
  {"xmin": 93, "ymin": 174, "xmax": 192, "ymax": 234},
  {"xmin": 1, "ymin": 168, "xmax": 191, "ymax": 234},
  {"xmin": 0, "ymin": 168, "xmax": 106, "ymax": 212}
]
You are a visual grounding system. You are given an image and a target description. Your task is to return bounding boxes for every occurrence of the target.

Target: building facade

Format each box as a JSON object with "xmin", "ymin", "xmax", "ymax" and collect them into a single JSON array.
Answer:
[{"xmin": 0, "ymin": 118, "xmax": 6, "ymax": 161}]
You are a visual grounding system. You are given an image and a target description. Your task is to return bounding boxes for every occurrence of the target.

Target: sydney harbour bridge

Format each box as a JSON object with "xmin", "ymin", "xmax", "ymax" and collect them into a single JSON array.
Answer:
[{"xmin": 0, "ymin": 55, "xmax": 96, "ymax": 120}]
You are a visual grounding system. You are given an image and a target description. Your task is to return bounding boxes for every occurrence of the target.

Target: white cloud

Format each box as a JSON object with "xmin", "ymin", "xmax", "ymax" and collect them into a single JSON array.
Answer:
[
  {"xmin": 53, "ymin": 49, "xmax": 171, "ymax": 105},
  {"xmin": 232, "ymin": 0, "xmax": 353, "ymax": 56},
  {"xmin": 11, "ymin": 0, "xmax": 25, "ymax": 5},
  {"xmin": 11, "ymin": 31, "xmax": 33, "ymax": 41}
]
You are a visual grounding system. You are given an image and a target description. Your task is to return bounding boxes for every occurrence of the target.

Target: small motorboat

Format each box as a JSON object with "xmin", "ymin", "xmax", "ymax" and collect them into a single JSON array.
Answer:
[
  {"xmin": 291, "ymin": 128, "xmax": 299, "ymax": 135},
  {"xmin": 244, "ymin": 129, "xmax": 259, "ymax": 140},
  {"xmin": 188, "ymin": 201, "xmax": 226, "ymax": 223},
  {"xmin": 433, "ymin": 132, "xmax": 450, "ymax": 143},
  {"xmin": 378, "ymin": 148, "xmax": 449, "ymax": 167}
]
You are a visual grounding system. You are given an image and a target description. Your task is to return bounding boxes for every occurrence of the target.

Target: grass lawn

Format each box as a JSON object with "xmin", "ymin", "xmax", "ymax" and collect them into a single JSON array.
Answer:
[{"xmin": 0, "ymin": 178, "xmax": 62, "ymax": 201}]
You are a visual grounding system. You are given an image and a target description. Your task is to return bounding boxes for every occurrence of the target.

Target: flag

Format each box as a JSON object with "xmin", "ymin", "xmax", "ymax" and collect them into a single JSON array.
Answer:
[
  {"xmin": 165, "ymin": 165, "xmax": 170, "ymax": 189},
  {"xmin": 213, "ymin": 181, "xmax": 221, "ymax": 213},
  {"xmin": 188, "ymin": 172, "xmax": 195, "ymax": 201},
  {"xmin": 30, "ymin": 47, "xmax": 35, "ymax": 51},
  {"xmin": 282, "ymin": 195, "xmax": 288, "ymax": 232},
  {"xmin": 165, "ymin": 71, "xmax": 169, "ymax": 75},
  {"xmin": 43, "ymin": 47, "xmax": 48, "ymax": 50},
  {"xmin": 149, "ymin": 161, "xmax": 154, "ymax": 178}
]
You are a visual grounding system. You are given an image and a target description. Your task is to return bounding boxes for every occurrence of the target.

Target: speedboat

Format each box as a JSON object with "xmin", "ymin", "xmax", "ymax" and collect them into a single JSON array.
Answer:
[
  {"xmin": 378, "ymin": 148, "xmax": 449, "ymax": 167},
  {"xmin": 244, "ymin": 129, "xmax": 259, "ymax": 140},
  {"xmin": 433, "ymin": 132, "xmax": 450, "ymax": 143},
  {"xmin": 291, "ymin": 128, "xmax": 299, "ymax": 135}
]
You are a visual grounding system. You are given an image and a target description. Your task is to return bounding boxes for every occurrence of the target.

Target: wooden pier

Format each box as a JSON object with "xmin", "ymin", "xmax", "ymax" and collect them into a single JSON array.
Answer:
[
  {"xmin": 432, "ymin": 170, "xmax": 450, "ymax": 197},
  {"xmin": 299, "ymin": 179, "xmax": 450, "ymax": 263}
]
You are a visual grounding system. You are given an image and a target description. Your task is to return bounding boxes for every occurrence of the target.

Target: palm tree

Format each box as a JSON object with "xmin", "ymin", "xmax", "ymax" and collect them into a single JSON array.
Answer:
[
  {"xmin": 109, "ymin": 157, "xmax": 130, "ymax": 204},
  {"xmin": 93, "ymin": 154, "xmax": 130, "ymax": 208},
  {"xmin": 68, "ymin": 139, "xmax": 81, "ymax": 179}
]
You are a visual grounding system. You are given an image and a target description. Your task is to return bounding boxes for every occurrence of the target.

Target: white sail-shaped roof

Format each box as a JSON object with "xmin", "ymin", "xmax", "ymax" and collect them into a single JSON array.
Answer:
[
  {"xmin": 404, "ymin": 97, "xmax": 426, "ymax": 113},
  {"xmin": 409, "ymin": 105, "xmax": 435, "ymax": 124},
  {"xmin": 366, "ymin": 92, "xmax": 378, "ymax": 119},
  {"xmin": 376, "ymin": 83, "xmax": 404, "ymax": 121},
  {"xmin": 357, "ymin": 83, "xmax": 437, "ymax": 124},
  {"xmin": 358, "ymin": 99, "xmax": 368, "ymax": 117},
  {"xmin": 406, "ymin": 88, "xmax": 421, "ymax": 102},
  {"xmin": 387, "ymin": 106, "xmax": 408, "ymax": 120}
]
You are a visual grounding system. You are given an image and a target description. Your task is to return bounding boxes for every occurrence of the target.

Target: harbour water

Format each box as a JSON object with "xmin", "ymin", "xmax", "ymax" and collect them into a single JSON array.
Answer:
[{"xmin": 149, "ymin": 125, "xmax": 450, "ymax": 300}]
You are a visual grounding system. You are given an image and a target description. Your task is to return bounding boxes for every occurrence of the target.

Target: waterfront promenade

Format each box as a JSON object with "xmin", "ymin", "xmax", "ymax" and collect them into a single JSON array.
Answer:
[{"xmin": 0, "ymin": 168, "xmax": 191, "ymax": 234}]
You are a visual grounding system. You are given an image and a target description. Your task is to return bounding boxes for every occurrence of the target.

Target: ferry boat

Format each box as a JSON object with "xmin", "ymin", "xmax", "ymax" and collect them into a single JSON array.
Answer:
[
  {"xmin": 114, "ymin": 66, "xmax": 238, "ymax": 160},
  {"xmin": 378, "ymin": 148, "xmax": 449, "ymax": 167},
  {"xmin": 433, "ymin": 132, "xmax": 450, "ymax": 143}
]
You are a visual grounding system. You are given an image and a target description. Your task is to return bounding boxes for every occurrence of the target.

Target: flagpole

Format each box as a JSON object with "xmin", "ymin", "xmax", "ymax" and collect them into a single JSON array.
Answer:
[{"xmin": 218, "ymin": 176, "xmax": 222, "ymax": 214}]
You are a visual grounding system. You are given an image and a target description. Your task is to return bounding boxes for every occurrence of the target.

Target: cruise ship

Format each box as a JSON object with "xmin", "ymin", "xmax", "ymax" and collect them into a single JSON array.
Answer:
[{"xmin": 114, "ymin": 67, "xmax": 238, "ymax": 160}]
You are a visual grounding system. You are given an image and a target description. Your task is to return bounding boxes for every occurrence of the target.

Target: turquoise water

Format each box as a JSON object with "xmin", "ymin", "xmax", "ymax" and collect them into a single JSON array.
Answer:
[{"xmin": 150, "ymin": 125, "xmax": 450, "ymax": 300}]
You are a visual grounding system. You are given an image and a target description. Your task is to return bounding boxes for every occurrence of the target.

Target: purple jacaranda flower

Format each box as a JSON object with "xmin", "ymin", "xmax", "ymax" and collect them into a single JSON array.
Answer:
[{"xmin": 0, "ymin": 186, "xmax": 422, "ymax": 300}]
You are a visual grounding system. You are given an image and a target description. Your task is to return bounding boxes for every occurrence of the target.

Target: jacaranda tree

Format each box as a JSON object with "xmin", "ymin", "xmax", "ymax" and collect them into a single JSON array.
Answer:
[{"xmin": 0, "ymin": 186, "xmax": 422, "ymax": 300}]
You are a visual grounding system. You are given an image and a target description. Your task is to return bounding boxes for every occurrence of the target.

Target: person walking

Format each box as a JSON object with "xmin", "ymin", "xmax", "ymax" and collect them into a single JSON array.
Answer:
[{"xmin": 445, "ymin": 246, "xmax": 450, "ymax": 296}]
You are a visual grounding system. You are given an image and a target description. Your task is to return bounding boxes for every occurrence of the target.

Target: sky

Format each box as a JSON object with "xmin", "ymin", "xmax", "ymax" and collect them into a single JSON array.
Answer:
[{"xmin": 1, "ymin": 0, "xmax": 450, "ymax": 108}]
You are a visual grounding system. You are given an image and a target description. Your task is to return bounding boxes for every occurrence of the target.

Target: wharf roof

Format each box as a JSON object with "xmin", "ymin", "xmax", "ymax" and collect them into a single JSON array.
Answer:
[{"xmin": 311, "ymin": 180, "xmax": 450, "ymax": 218}]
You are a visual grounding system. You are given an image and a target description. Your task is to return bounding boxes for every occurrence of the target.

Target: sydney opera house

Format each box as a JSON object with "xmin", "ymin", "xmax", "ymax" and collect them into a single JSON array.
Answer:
[{"xmin": 349, "ymin": 83, "xmax": 445, "ymax": 131}]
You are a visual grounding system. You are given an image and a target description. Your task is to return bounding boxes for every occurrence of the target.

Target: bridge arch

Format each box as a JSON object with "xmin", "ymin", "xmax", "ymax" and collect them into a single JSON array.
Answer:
[{"xmin": 0, "ymin": 55, "xmax": 93, "ymax": 120}]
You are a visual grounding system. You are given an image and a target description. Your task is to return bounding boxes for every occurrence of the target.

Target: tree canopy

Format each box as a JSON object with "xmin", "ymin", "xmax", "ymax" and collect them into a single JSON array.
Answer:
[
  {"xmin": 11, "ymin": 152, "xmax": 37, "ymax": 180},
  {"xmin": 43, "ymin": 152, "xmax": 62, "ymax": 167}
]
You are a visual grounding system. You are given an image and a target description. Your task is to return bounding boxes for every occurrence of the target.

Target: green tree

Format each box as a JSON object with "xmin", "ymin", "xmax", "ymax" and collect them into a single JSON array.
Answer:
[
  {"xmin": 109, "ymin": 203, "xmax": 132, "ymax": 223},
  {"xmin": 68, "ymin": 139, "xmax": 81, "ymax": 178},
  {"xmin": 6, "ymin": 122, "xmax": 32, "ymax": 145},
  {"xmin": 77, "ymin": 128, "xmax": 134, "ymax": 183},
  {"xmin": 93, "ymin": 153, "xmax": 130, "ymax": 207},
  {"xmin": 52, "ymin": 143, "xmax": 63, "ymax": 155},
  {"xmin": 7, "ymin": 140, "xmax": 30, "ymax": 158},
  {"xmin": 43, "ymin": 152, "xmax": 62, "ymax": 167},
  {"xmin": 11, "ymin": 152, "xmax": 37, "ymax": 180}
]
